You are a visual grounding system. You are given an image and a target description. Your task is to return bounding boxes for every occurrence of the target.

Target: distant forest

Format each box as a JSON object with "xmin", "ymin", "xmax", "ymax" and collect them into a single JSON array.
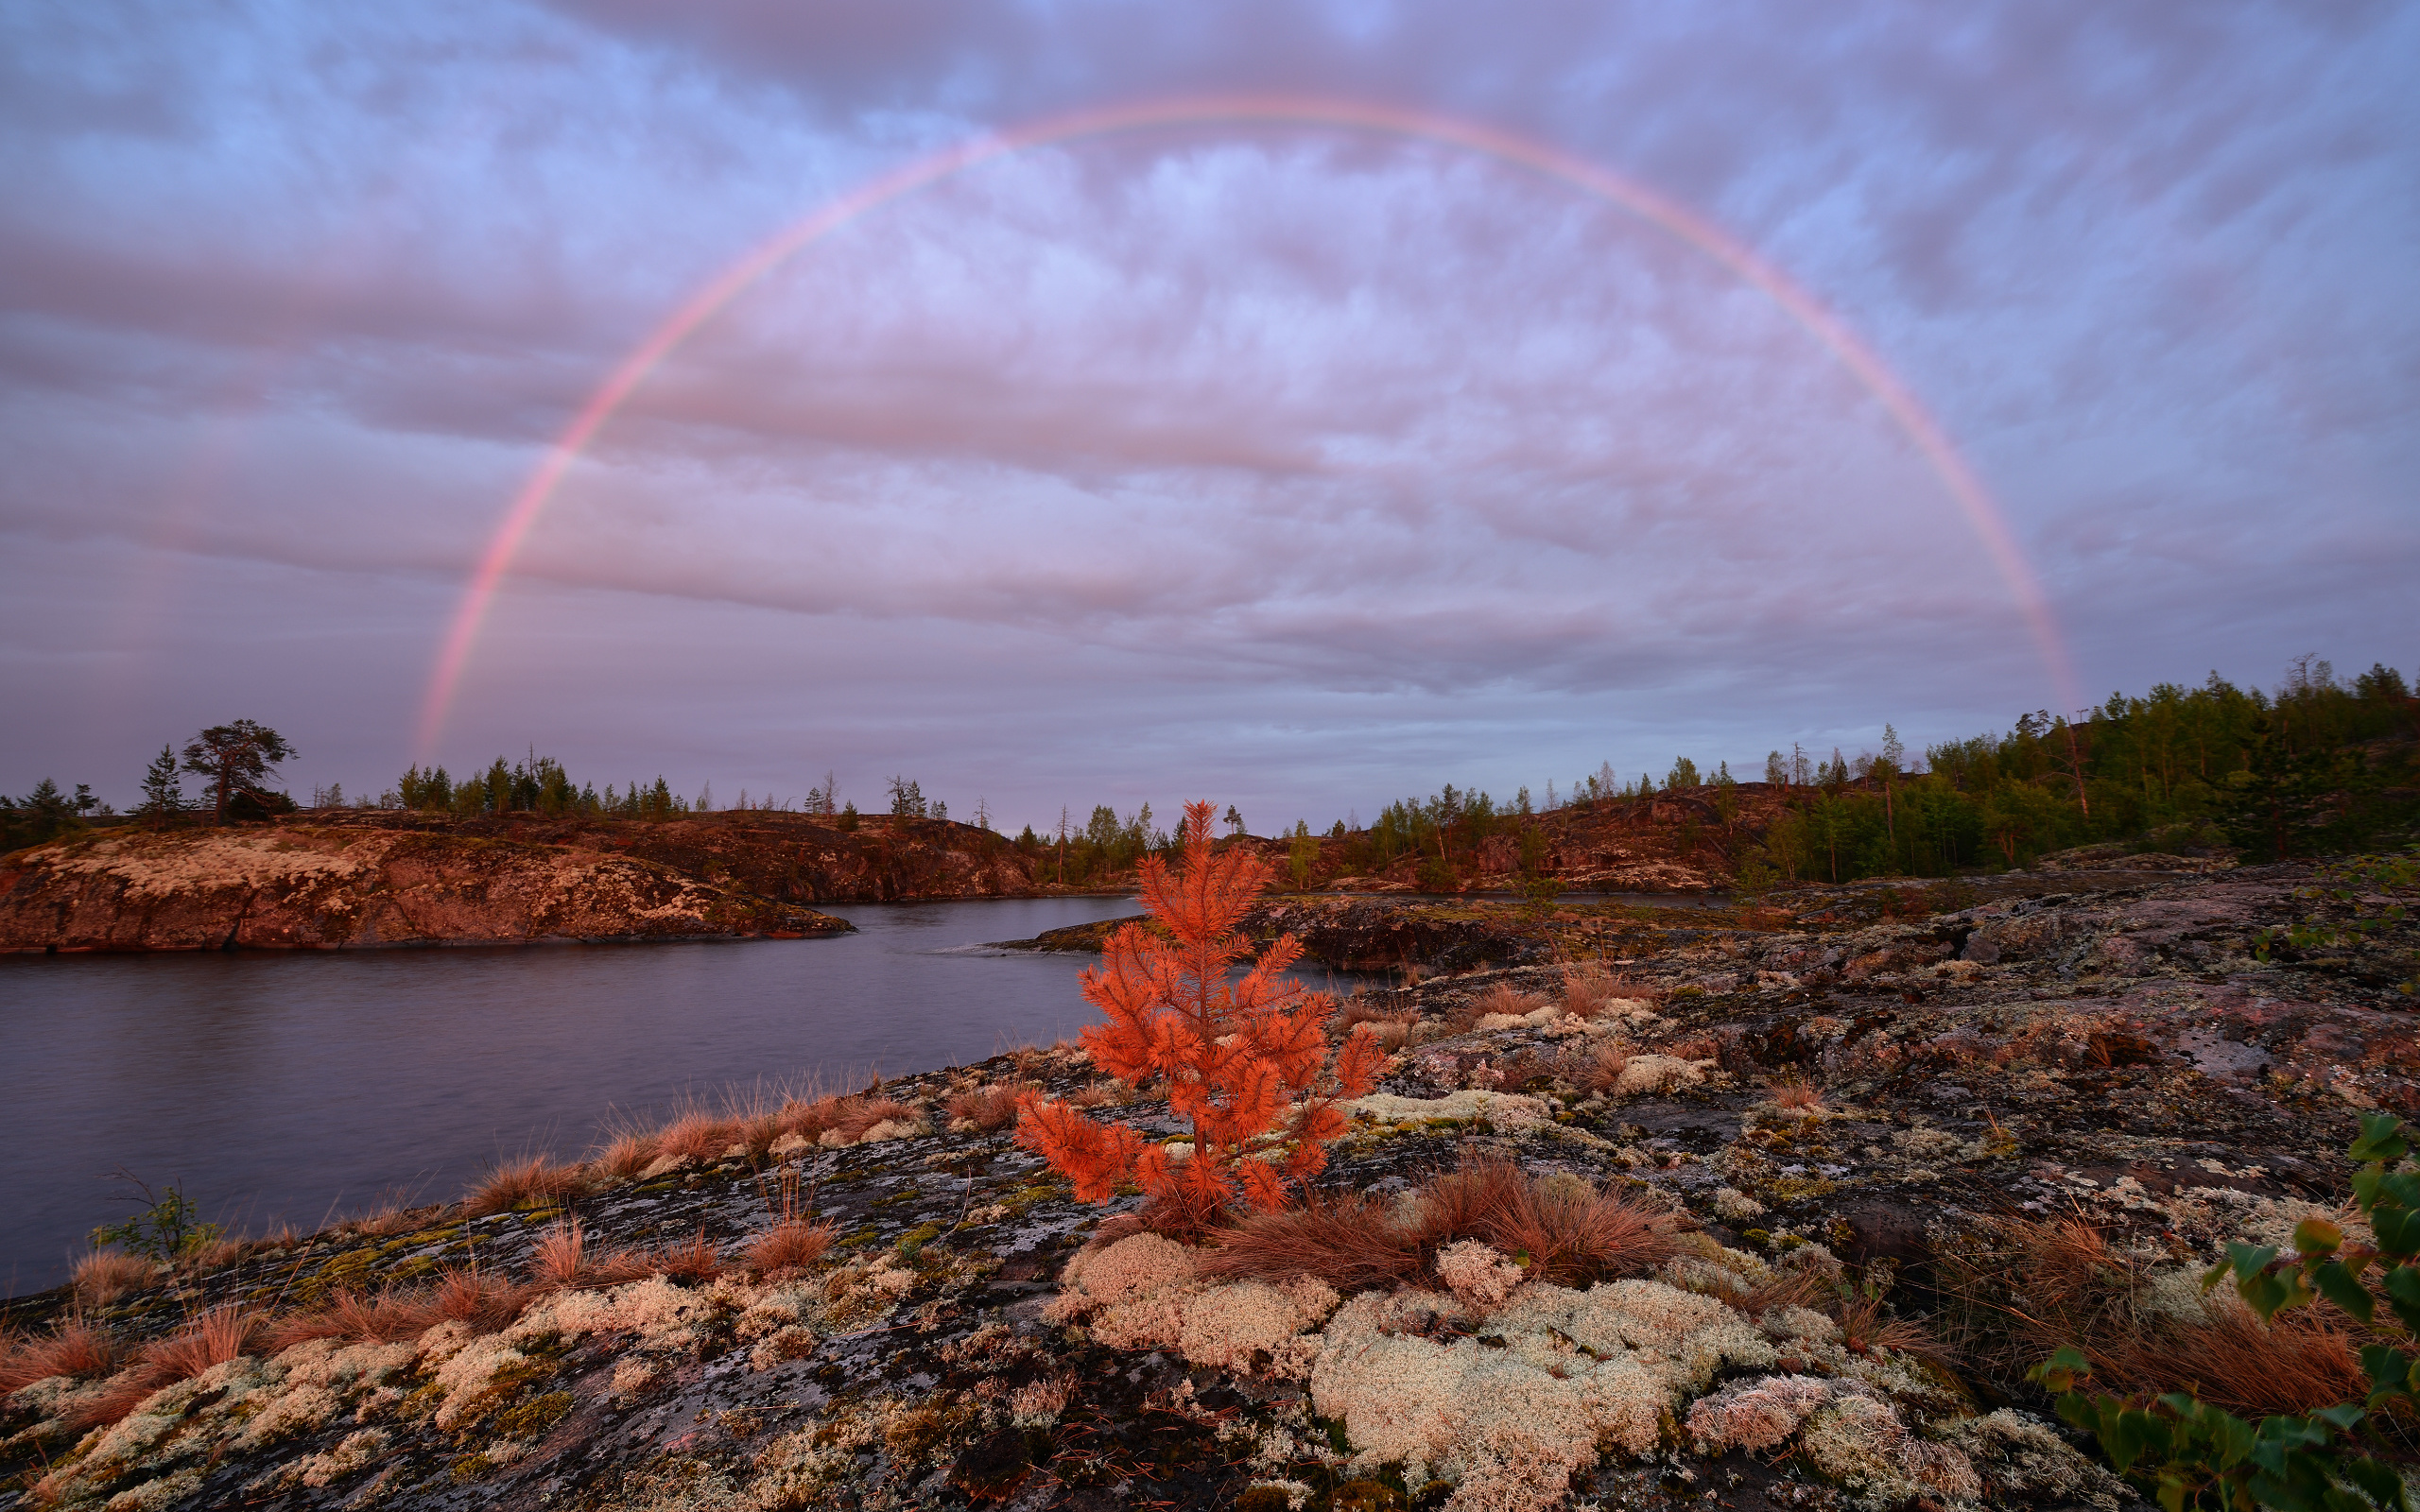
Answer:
[{"xmin": 7, "ymin": 659, "xmax": 2413, "ymax": 883}]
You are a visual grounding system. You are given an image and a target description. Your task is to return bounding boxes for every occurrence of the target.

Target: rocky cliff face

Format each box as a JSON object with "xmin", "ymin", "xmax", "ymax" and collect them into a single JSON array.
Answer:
[
  {"xmin": 0, "ymin": 828, "xmax": 850, "ymax": 953},
  {"xmin": 313, "ymin": 809, "xmax": 1044, "ymax": 904}
]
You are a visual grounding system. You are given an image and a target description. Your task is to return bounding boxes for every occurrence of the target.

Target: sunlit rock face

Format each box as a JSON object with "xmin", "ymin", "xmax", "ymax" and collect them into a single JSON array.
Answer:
[{"xmin": 0, "ymin": 826, "xmax": 849, "ymax": 951}]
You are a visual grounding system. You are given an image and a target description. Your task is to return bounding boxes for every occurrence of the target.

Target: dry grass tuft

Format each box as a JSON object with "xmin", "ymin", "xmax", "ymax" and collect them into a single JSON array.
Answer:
[
  {"xmin": 147, "ymin": 1306, "xmax": 261, "ymax": 1384},
  {"xmin": 593, "ymin": 1131, "xmax": 656, "ymax": 1181},
  {"xmin": 465, "ymin": 1154, "xmax": 587, "ymax": 1217},
  {"xmin": 337, "ymin": 1201, "xmax": 424, "ymax": 1239},
  {"xmin": 735, "ymin": 1110, "xmax": 786, "ymax": 1160},
  {"xmin": 943, "ymin": 1084, "xmax": 1029, "ymax": 1132},
  {"xmin": 1937, "ymin": 1215, "xmax": 2371, "ymax": 1418},
  {"xmin": 1767, "ymin": 1070, "xmax": 1826, "ymax": 1111},
  {"xmin": 531, "ymin": 1219, "xmax": 588, "ymax": 1290},
  {"xmin": 652, "ymin": 1111, "xmax": 734, "ymax": 1164},
  {"xmin": 648, "ymin": 1231, "xmax": 725, "ymax": 1281},
  {"xmin": 1560, "ymin": 960, "xmax": 1620, "ymax": 1018},
  {"xmin": 56, "ymin": 1306, "xmax": 264, "ymax": 1432},
  {"xmin": 431, "ymin": 1267, "xmax": 527, "ymax": 1332},
  {"xmin": 1471, "ymin": 1165, "xmax": 1678, "ymax": 1286},
  {"xmin": 1411, "ymin": 1156, "xmax": 1676, "ymax": 1285},
  {"xmin": 1740, "ymin": 1264, "xmax": 1835, "ymax": 1316},
  {"xmin": 584, "ymin": 1247, "xmax": 661, "ymax": 1286},
  {"xmin": 745, "ymin": 1219, "xmax": 837, "ymax": 1277},
  {"xmin": 1201, "ymin": 1156, "xmax": 1675, "ymax": 1295},
  {"xmin": 1573, "ymin": 1040, "xmax": 1636, "ymax": 1094},
  {"xmin": 0, "ymin": 1320, "xmax": 124, "ymax": 1392},
  {"xmin": 1835, "ymin": 1286, "xmax": 1945, "ymax": 1359},
  {"xmin": 72, "ymin": 1249, "xmax": 156, "ymax": 1307},
  {"xmin": 1198, "ymin": 1194, "xmax": 1428, "ymax": 1292},
  {"xmin": 1446, "ymin": 980, "xmax": 1547, "ymax": 1033},
  {"xmin": 188, "ymin": 1235, "xmax": 249, "ymax": 1271},
  {"xmin": 263, "ymin": 1287, "xmax": 439, "ymax": 1351},
  {"xmin": 766, "ymin": 1091, "xmax": 917, "ymax": 1145},
  {"xmin": 827, "ymin": 1095, "xmax": 918, "ymax": 1143}
]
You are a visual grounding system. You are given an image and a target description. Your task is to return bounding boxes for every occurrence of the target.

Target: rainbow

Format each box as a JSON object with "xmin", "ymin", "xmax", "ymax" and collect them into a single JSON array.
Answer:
[{"xmin": 418, "ymin": 94, "xmax": 2075, "ymax": 756}]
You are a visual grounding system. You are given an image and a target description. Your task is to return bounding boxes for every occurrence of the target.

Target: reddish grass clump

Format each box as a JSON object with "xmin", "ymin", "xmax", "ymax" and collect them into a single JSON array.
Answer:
[
  {"xmin": 1767, "ymin": 1070, "xmax": 1825, "ymax": 1111},
  {"xmin": 337, "ymin": 1202, "xmax": 424, "ymax": 1240},
  {"xmin": 430, "ymin": 1267, "xmax": 528, "ymax": 1331},
  {"xmin": 745, "ymin": 1219, "xmax": 838, "ymax": 1277},
  {"xmin": 593, "ymin": 1132, "xmax": 657, "ymax": 1182},
  {"xmin": 53, "ymin": 1306, "xmax": 266, "ymax": 1433},
  {"xmin": 734, "ymin": 1109, "xmax": 786, "ymax": 1160},
  {"xmin": 944, "ymin": 1085, "xmax": 1028, "ymax": 1132},
  {"xmin": 824, "ymin": 1095, "xmax": 919, "ymax": 1143},
  {"xmin": 188, "ymin": 1236, "xmax": 249, "ymax": 1271},
  {"xmin": 1420, "ymin": 1156, "xmax": 1676, "ymax": 1286},
  {"xmin": 465, "ymin": 1155, "xmax": 587, "ymax": 1217},
  {"xmin": 652, "ymin": 1111, "xmax": 735, "ymax": 1165},
  {"xmin": 1562, "ymin": 961, "xmax": 1617, "ymax": 1018},
  {"xmin": 646, "ymin": 1232, "xmax": 726, "ymax": 1281},
  {"xmin": 263, "ymin": 1288, "xmax": 439, "ymax": 1351},
  {"xmin": 530, "ymin": 1220, "xmax": 588, "ymax": 1290},
  {"xmin": 1573, "ymin": 1040, "xmax": 1635, "ymax": 1094},
  {"xmin": 1198, "ymin": 1194, "xmax": 1427, "ymax": 1292},
  {"xmin": 1937, "ymin": 1215, "xmax": 2372, "ymax": 1418},
  {"xmin": 0, "ymin": 1320, "xmax": 123, "ymax": 1393},
  {"xmin": 769, "ymin": 1091, "xmax": 916, "ymax": 1146},
  {"xmin": 1201, "ymin": 1156, "xmax": 1675, "ymax": 1294},
  {"xmin": 72, "ymin": 1249, "xmax": 156, "ymax": 1307},
  {"xmin": 146, "ymin": 1305, "xmax": 264, "ymax": 1382}
]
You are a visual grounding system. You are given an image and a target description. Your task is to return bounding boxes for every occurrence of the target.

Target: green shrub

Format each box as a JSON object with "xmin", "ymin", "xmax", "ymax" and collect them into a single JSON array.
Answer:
[
  {"xmin": 2032, "ymin": 1112, "xmax": 2420, "ymax": 1512},
  {"xmin": 90, "ymin": 1177, "xmax": 223, "ymax": 1263}
]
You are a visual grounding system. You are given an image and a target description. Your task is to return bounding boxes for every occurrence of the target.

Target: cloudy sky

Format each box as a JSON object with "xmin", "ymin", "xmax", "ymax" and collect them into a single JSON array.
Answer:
[{"xmin": 3, "ymin": 0, "xmax": 2412, "ymax": 833}]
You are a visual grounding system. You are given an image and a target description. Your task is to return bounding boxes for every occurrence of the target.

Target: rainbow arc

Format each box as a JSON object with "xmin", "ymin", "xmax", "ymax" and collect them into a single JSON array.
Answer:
[{"xmin": 419, "ymin": 95, "xmax": 2074, "ymax": 755}]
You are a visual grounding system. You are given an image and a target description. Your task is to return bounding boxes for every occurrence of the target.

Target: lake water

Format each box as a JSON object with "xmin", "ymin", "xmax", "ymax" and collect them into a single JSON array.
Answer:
[{"xmin": 0, "ymin": 897, "xmax": 1243, "ymax": 1296}]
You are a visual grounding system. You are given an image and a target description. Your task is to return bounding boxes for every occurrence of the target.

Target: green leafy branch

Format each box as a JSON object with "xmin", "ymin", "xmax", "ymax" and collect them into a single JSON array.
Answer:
[
  {"xmin": 89, "ymin": 1175, "xmax": 223, "ymax": 1263},
  {"xmin": 2031, "ymin": 1113, "xmax": 2419, "ymax": 1512}
]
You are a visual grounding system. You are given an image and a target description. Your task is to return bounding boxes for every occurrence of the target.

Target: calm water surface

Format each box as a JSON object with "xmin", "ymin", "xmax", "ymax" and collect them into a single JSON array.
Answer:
[{"xmin": 0, "ymin": 897, "xmax": 1200, "ymax": 1294}]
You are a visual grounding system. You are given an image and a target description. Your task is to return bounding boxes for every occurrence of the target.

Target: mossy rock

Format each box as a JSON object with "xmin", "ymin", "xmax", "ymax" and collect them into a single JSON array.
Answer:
[
  {"xmin": 493, "ymin": 1390, "xmax": 574, "ymax": 1439},
  {"xmin": 1328, "ymin": 1477, "xmax": 1407, "ymax": 1511}
]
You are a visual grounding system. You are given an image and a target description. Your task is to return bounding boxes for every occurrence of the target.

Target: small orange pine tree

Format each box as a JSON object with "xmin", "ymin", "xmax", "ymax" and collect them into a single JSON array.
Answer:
[{"xmin": 1014, "ymin": 799, "xmax": 1383, "ymax": 1225}]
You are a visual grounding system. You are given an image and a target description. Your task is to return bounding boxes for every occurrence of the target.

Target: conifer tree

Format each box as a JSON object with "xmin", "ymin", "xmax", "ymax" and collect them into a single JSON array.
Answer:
[
  {"xmin": 137, "ymin": 745, "xmax": 186, "ymax": 825},
  {"xmin": 182, "ymin": 719, "xmax": 295, "ymax": 824},
  {"xmin": 1014, "ymin": 800, "xmax": 1382, "ymax": 1227}
]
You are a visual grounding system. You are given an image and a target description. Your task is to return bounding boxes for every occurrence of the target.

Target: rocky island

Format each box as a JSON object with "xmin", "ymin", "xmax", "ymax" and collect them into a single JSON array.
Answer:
[
  {"xmin": 0, "ymin": 826, "xmax": 851, "ymax": 952},
  {"xmin": 5, "ymin": 846, "xmax": 2413, "ymax": 1511}
]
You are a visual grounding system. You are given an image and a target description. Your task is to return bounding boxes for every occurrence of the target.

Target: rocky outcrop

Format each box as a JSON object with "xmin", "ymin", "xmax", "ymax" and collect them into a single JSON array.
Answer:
[
  {"xmin": 0, "ymin": 827, "xmax": 851, "ymax": 952},
  {"xmin": 995, "ymin": 898, "xmax": 1547, "ymax": 971},
  {"xmin": 7, "ymin": 859, "xmax": 2414, "ymax": 1510},
  {"xmin": 314, "ymin": 809, "xmax": 1043, "ymax": 904}
]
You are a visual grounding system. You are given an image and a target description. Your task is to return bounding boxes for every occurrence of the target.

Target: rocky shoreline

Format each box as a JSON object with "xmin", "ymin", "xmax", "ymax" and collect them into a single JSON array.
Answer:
[
  {"xmin": 0, "ymin": 827, "xmax": 850, "ymax": 953},
  {"xmin": 4, "ymin": 855, "xmax": 2412, "ymax": 1510}
]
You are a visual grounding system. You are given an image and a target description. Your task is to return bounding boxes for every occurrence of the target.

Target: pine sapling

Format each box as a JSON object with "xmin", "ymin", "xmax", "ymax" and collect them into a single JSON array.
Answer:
[{"xmin": 1014, "ymin": 799, "xmax": 1383, "ymax": 1227}]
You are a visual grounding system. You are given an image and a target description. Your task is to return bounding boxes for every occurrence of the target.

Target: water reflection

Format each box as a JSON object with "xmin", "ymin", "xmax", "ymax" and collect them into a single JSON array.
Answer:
[{"xmin": 1, "ymin": 897, "xmax": 1154, "ymax": 1294}]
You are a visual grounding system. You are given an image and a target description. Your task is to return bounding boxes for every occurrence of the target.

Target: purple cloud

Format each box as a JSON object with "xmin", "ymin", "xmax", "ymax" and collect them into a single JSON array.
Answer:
[{"xmin": 0, "ymin": 0, "xmax": 2412, "ymax": 830}]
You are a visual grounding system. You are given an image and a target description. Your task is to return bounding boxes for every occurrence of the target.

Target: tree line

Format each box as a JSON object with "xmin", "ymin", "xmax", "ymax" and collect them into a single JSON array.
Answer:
[
  {"xmin": 1743, "ymin": 660, "xmax": 2416, "ymax": 885},
  {"xmin": 7, "ymin": 660, "xmax": 2411, "ymax": 880}
]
